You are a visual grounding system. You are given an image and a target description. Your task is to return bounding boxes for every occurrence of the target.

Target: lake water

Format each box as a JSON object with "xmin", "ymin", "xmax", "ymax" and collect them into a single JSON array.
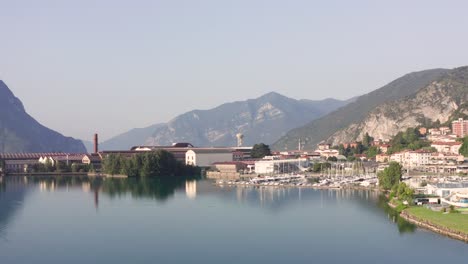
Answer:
[{"xmin": 0, "ymin": 176, "xmax": 467, "ymax": 264}]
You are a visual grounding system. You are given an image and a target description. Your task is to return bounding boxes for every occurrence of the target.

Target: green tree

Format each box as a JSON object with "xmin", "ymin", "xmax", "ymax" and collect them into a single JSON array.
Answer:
[
  {"xmin": 460, "ymin": 136, "xmax": 468, "ymax": 157},
  {"xmin": 251, "ymin": 143, "xmax": 272, "ymax": 159},
  {"xmin": 55, "ymin": 161, "xmax": 71, "ymax": 173},
  {"xmin": 365, "ymin": 146, "xmax": 380, "ymax": 158},
  {"xmin": 397, "ymin": 182, "xmax": 414, "ymax": 202},
  {"xmin": 362, "ymin": 133, "xmax": 374, "ymax": 147},
  {"xmin": 378, "ymin": 162, "xmax": 402, "ymax": 190}
]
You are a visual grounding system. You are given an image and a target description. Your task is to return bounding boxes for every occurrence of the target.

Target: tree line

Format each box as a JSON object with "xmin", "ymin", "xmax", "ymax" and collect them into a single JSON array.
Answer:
[{"xmin": 101, "ymin": 150, "xmax": 200, "ymax": 177}]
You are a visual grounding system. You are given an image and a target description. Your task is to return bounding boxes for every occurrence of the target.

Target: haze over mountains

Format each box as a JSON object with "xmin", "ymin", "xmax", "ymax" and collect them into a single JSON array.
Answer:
[
  {"xmin": 273, "ymin": 67, "xmax": 468, "ymax": 150},
  {"xmin": 3, "ymin": 65, "xmax": 467, "ymax": 154},
  {"xmin": 96, "ymin": 93, "xmax": 352, "ymax": 151},
  {"xmin": 0, "ymin": 81, "xmax": 86, "ymax": 153}
]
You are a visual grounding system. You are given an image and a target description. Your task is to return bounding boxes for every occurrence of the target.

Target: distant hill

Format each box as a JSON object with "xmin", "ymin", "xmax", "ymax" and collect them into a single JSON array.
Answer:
[
  {"xmin": 93, "ymin": 123, "xmax": 165, "ymax": 151},
  {"xmin": 326, "ymin": 66, "xmax": 468, "ymax": 145},
  {"xmin": 273, "ymin": 68, "xmax": 450, "ymax": 150},
  {"xmin": 0, "ymin": 81, "xmax": 86, "ymax": 153},
  {"xmin": 103, "ymin": 92, "xmax": 351, "ymax": 149}
]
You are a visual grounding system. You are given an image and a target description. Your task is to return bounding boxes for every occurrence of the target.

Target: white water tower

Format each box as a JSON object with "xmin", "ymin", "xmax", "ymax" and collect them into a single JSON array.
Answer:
[{"xmin": 236, "ymin": 133, "xmax": 244, "ymax": 147}]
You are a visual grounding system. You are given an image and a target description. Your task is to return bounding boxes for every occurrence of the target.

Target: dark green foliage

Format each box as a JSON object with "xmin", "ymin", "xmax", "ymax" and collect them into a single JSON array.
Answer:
[
  {"xmin": 251, "ymin": 143, "xmax": 272, "ymax": 159},
  {"xmin": 71, "ymin": 164, "xmax": 92, "ymax": 173},
  {"xmin": 365, "ymin": 146, "xmax": 380, "ymax": 158},
  {"xmin": 396, "ymin": 182, "xmax": 414, "ymax": 202},
  {"xmin": 378, "ymin": 162, "xmax": 402, "ymax": 190},
  {"xmin": 387, "ymin": 128, "xmax": 430, "ymax": 154},
  {"xmin": 102, "ymin": 150, "xmax": 200, "ymax": 177},
  {"xmin": 311, "ymin": 162, "xmax": 331, "ymax": 172},
  {"xmin": 362, "ymin": 133, "xmax": 374, "ymax": 147},
  {"xmin": 460, "ymin": 136, "xmax": 468, "ymax": 157},
  {"xmin": 327, "ymin": 156, "xmax": 338, "ymax": 162},
  {"xmin": 55, "ymin": 161, "xmax": 71, "ymax": 173}
]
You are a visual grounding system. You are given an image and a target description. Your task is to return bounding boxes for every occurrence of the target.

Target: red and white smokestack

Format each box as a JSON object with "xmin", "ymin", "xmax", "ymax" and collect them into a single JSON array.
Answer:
[{"xmin": 94, "ymin": 133, "xmax": 99, "ymax": 154}]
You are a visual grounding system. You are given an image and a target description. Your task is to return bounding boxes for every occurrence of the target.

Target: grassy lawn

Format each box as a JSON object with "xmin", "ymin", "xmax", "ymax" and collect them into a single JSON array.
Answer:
[{"xmin": 406, "ymin": 207, "xmax": 468, "ymax": 234}]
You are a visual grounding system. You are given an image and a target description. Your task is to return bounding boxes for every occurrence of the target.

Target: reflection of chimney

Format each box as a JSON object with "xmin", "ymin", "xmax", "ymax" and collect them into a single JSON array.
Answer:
[
  {"xmin": 94, "ymin": 189, "xmax": 99, "ymax": 209},
  {"xmin": 94, "ymin": 133, "xmax": 99, "ymax": 154}
]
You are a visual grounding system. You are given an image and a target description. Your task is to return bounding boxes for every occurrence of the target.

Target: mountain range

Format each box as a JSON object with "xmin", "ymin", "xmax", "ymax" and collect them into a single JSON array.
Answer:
[
  {"xmin": 96, "ymin": 92, "xmax": 352, "ymax": 150},
  {"xmin": 0, "ymin": 81, "xmax": 86, "ymax": 153},
  {"xmin": 273, "ymin": 67, "xmax": 468, "ymax": 150}
]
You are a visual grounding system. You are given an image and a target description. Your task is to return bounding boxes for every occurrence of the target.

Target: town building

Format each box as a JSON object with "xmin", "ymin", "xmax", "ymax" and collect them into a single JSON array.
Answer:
[
  {"xmin": 0, "ymin": 153, "xmax": 70, "ymax": 173},
  {"xmin": 405, "ymin": 150, "xmax": 432, "ymax": 168},
  {"xmin": 452, "ymin": 118, "xmax": 468, "ymax": 137},
  {"xmin": 390, "ymin": 150, "xmax": 432, "ymax": 168},
  {"xmin": 318, "ymin": 143, "xmax": 331, "ymax": 151},
  {"xmin": 430, "ymin": 152, "xmax": 465, "ymax": 165},
  {"xmin": 426, "ymin": 182, "xmax": 468, "ymax": 198},
  {"xmin": 376, "ymin": 154, "xmax": 389, "ymax": 163},
  {"xmin": 254, "ymin": 158, "xmax": 309, "ymax": 174},
  {"xmin": 430, "ymin": 141, "xmax": 462, "ymax": 154},
  {"xmin": 378, "ymin": 144, "xmax": 391, "ymax": 153},
  {"xmin": 439, "ymin": 127, "xmax": 451, "ymax": 135},
  {"xmin": 185, "ymin": 149, "xmax": 233, "ymax": 167},
  {"xmin": 418, "ymin": 127, "xmax": 427, "ymax": 135},
  {"xmin": 389, "ymin": 152, "xmax": 405, "ymax": 164}
]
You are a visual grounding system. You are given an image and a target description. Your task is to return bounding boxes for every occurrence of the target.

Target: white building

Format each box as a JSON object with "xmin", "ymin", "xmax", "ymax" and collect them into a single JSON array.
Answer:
[
  {"xmin": 254, "ymin": 158, "xmax": 310, "ymax": 174},
  {"xmin": 427, "ymin": 182, "xmax": 468, "ymax": 198},
  {"xmin": 185, "ymin": 149, "xmax": 233, "ymax": 167},
  {"xmin": 390, "ymin": 150, "xmax": 432, "ymax": 168},
  {"xmin": 431, "ymin": 141, "xmax": 462, "ymax": 154},
  {"xmin": 406, "ymin": 150, "xmax": 432, "ymax": 167}
]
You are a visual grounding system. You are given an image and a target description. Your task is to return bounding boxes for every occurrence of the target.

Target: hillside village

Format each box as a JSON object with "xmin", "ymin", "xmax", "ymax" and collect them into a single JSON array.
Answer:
[{"xmin": 327, "ymin": 117, "xmax": 468, "ymax": 174}]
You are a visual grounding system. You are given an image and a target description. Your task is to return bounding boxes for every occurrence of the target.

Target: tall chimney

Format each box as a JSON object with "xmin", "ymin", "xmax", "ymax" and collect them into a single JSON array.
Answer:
[{"xmin": 94, "ymin": 133, "xmax": 99, "ymax": 154}]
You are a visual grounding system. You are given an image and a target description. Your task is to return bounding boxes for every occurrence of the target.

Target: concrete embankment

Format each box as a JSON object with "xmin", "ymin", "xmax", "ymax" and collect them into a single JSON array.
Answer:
[{"xmin": 400, "ymin": 210, "xmax": 468, "ymax": 243}]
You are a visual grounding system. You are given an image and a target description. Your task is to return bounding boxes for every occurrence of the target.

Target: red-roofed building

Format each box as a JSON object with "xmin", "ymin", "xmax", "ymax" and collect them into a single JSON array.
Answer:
[{"xmin": 431, "ymin": 141, "xmax": 462, "ymax": 154}]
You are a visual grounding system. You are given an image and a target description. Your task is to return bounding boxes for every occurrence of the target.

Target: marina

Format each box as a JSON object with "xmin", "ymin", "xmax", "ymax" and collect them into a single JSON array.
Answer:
[{"xmin": 216, "ymin": 173, "xmax": 379, "ymax": 189}]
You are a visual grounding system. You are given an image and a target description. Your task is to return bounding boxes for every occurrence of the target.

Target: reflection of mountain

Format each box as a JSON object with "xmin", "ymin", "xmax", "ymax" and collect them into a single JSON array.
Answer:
[{"xmin": 0, "ymin": 177, "xmax": 30, "ymax": 238}]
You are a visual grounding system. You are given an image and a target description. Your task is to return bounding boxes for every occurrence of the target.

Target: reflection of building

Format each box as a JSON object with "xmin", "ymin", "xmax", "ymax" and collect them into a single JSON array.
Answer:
[{"xmin": 185, "ymin": 180, "xmax": 197, "ymax": 199}]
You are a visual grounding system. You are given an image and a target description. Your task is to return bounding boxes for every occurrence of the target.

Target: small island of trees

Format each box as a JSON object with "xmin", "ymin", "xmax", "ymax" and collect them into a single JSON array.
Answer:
[{"xmin": 101, "ymin": 150, "xmax": 200, "ymax": 177}]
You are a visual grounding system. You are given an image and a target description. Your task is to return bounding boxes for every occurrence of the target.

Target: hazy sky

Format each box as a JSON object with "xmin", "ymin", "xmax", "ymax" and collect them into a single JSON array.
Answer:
[{"xmin": 1, "ymin": 0, "xmax": 468, "ymax": 141}]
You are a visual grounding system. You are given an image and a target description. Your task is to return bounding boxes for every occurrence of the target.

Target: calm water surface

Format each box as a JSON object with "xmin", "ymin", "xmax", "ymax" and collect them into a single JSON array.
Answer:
[{"xmin": 0, "ymin": 176, "xmax": 466, "ymax": 264}]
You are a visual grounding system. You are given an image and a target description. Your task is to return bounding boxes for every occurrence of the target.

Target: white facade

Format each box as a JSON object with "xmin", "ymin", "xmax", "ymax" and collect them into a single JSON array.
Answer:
[
  {"xmin": 254, "ymin": 158, "xmax": 310, "ymax": 174},
  {"xmin": 390, "ymin": 150, "xmax": 432, "ymax": 167},
  {"xmin": 185, "ymin": 149, "xmax": 233, "ymax": 167},
  {"xmin": 406, "ymin": 151, "xmax": 432, "ymax": 167},
  {"xmin": 431, "ymin": 142, "xmax": 462, "ymax": 154}
]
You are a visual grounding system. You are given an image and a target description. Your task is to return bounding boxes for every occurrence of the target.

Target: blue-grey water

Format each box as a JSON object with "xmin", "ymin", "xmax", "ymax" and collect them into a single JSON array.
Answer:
[{"xmin": 0, "ymin": 176, "xmax": 466, "ymax": 264}]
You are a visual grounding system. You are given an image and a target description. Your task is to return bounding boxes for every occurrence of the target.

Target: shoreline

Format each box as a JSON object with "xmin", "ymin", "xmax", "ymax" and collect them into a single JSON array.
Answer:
[
  {"xmin": 216, "ymin": 181, "xmax": 380, "ymax": 191},
  {"xmin": 3, "ymin": 172, "xmax": 128, "ymax": 178},
  {"xmin": 400, "ymin": 210, "xmax": 468, "ymax": 243}
]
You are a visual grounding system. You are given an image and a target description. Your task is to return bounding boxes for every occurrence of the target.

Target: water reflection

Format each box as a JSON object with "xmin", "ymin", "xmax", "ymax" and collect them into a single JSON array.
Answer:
[
  {"xmin": 377, "ymin": 194, "xmax": 417, "ymax": 234},
  {"xmin": 0, "ymin": 177, "xmax": 30, "ymax": 239},
  {"xmin": 0, "ymin": 176, "xmax": 416, "ymax": 236}
]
